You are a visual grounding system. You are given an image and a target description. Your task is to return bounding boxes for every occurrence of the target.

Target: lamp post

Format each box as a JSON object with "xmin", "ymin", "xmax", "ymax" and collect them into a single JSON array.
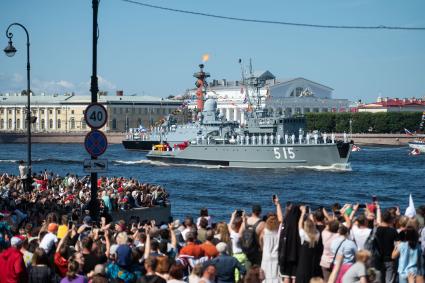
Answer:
[{"xmin": 4, "ymin": 23, "xmax": 32, "ymax": 190}]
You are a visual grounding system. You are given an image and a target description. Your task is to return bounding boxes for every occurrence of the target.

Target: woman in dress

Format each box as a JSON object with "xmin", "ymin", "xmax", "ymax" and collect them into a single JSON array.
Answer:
[
  {"xmin": 295, "ymin": 206, "xmax": 322, "ymax": 283},
  {"xmin": 260, "ymin": 195, "xmax": 284, "ymax": 283}
]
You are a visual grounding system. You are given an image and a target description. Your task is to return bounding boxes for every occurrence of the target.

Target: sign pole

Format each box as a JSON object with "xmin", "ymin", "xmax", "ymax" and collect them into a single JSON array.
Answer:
[{"xmin": 89, "ymin": 0, "xmax": 100, "ymax": 221}]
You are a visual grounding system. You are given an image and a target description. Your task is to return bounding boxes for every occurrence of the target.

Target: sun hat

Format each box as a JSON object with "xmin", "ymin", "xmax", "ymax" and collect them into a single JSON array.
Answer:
[{"xmin": 11, "ymin": 236, "xmax": 23, "ymax": 247}]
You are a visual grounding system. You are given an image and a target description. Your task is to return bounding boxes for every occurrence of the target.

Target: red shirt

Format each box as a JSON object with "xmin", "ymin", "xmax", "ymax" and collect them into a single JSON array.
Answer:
[
  {"xmin": 179, "ymin": 242, "xmax": 204, "ymax": 259},
  {"xmin": 54, "ymin": 252, "xmax": 68, "ymax": 278},
  {"xmin": 200, "ymin": 242, "xmax": 219, "ymax": 258},
  {"xmin": 0, "ymin": 247, "xmax": 27, "ymax": 283}
]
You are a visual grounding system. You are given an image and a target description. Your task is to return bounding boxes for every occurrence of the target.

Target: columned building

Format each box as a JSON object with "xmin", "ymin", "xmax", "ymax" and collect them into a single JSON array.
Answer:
[
  {"xmin": 186, "ymin": 72, "xmax": 350, "ymax": 124},
  {"xmin": 0, "ymin": 92, "xmax": 182, "ymax": 133}
]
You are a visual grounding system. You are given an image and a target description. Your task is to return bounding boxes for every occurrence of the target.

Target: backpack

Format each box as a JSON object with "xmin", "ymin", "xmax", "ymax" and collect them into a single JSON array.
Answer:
[
  {"xmin": 364, "ymin": 227, "xmax": 382, "ymax": 269},
  {"xmin": 241, "ymin": 219, "xmax": 261, "ymax": 256}
]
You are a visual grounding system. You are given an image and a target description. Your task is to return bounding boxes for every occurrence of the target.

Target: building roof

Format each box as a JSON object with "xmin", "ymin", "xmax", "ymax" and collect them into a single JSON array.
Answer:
[
  {"xmin": 272, "ymin": 77, "xmax": 334, "ymax": 91},
  {"xmin": 358, "ymin": 98, "xmax": 425, "ymax": 109}
]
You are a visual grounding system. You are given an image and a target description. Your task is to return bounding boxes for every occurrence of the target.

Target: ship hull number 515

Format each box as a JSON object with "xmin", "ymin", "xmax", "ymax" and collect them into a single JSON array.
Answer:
[{"xmin": 273, "ymin": 147, "xmax": 295, "ymax": 159}]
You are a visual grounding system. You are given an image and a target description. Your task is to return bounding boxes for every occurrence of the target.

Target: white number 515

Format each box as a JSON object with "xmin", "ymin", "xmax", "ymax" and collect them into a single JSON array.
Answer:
[{"xmin": 273, "ymin": 147, "xmax": 295, "ymax": 159}]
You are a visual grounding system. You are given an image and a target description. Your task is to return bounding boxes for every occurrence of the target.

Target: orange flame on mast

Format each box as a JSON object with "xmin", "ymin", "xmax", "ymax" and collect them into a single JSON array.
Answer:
[{"xmin": 202, "ymin": 54, "xmax": 210, "ymax": 62}]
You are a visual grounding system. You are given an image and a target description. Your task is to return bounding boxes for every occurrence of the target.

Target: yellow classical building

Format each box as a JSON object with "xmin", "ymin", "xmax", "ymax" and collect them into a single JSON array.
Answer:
[{"xmin": 0, "ymin": 93, "xmax": 182, "ymax": 132}]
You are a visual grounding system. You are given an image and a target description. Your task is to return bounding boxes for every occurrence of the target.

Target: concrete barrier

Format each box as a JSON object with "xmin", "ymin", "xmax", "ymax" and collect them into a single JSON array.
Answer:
[{"xmin": 111, "ymin": 205, "xmax": 172, "ymax": 224}]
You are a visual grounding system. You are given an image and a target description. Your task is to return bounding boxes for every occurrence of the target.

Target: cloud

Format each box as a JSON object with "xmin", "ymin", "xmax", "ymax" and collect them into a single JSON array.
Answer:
[{"xmin": 0, "ymin": 73, "xmax": 117, "ymax": 95}]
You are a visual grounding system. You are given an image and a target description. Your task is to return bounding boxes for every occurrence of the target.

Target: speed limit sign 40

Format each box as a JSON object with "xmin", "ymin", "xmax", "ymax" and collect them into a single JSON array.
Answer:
[{"xmin": 85, "ymin": 103, "xmax": 108, "ymax": 129}]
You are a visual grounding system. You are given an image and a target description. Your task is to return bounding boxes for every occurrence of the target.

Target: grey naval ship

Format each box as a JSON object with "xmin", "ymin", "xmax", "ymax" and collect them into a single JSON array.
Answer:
[{"xmin": 146, "ymin": 64, "xmax": 353, "ymax": 168}]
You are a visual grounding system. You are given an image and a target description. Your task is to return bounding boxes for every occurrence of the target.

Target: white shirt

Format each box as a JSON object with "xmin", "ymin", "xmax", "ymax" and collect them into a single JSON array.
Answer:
[
  {"xmin": 39, "ymin": 232, "xmax": 58, "ymax": 254},
  {"xmin": 349, "ymin": 225, "xmax": 371, "ymax": 250}
]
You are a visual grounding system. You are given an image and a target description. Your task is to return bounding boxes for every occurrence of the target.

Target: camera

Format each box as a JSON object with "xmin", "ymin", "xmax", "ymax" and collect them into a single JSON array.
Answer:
[
  {"xmin": 68, "ymin": 221, "xmax": 74, "ymax": 229},
  {"xmin": 372, "ymin": 195, "xmax": 377, "ymax": 202},
  {"xmin": 236, "ymin": 210, "xmax": 243, "ymax": 217}
]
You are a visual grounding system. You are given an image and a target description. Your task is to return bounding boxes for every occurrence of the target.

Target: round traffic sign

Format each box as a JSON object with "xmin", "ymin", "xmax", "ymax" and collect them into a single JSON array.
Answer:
[
  {"xmin": 84, "ymin": 130, "xmax": 108, "ymax": 157},
  {"xmin": 84, "ymin": 103, "xmax": 108, "ymax": 129}
]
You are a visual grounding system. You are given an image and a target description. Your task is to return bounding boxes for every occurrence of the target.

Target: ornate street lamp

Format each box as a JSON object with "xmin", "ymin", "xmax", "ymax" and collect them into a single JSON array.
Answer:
[{"xmin": 4, "ymin": 23, "xmax": 33, "ymax": 190}]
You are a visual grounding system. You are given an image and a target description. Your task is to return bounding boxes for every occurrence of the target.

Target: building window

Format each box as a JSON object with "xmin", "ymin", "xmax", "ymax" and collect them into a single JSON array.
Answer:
[
  {"xmin": 49, "ymin": 109, "xmax": 53, "ymax": 115},
  {"xmin": 112, "ymin": 119, "xmax": 117, "ymax": 130},
  {"xmin": 120, "ymin": 108, "xmax": 123, "ymax": 114},
  {"xmin": 16, "ymin": 119, "xmax": 20, "ymax": 129},
  {"xmin": 41, "ymin": 110, "xmax": 44, "ymax": 114},
  {"xmin": 304, "ymin": 108, "xmax": 310, "ymax": 113},
  {"xmin": 70, "ymin": 118, "xmax": 75, "ymax": 129},
  {"xmin": 71, "ymin": 110, "xmax": 74, "ymax": 115},
  {"xmin": 57, "ymin": 119, "xmax": 61, "ymax": 129},
  {"xmin": 8, "ymin": 119, "xmax": 12, "ymax": 129},
  {"xmin": 0, "ymin": 119, "xmax": 3, "ymax": 129},
  {"xmin": 57, "ymin": 110, "xmax": 61, "ymax": 114},
  {"xmin": 113, "ymin": 108, "xmax": 117, "ymax": 114},
  {"xmin": 17, "ymin": 109, "xmax": 20, "ymax": 114},
  {"xmin": 8, "ymin": 110, "xmax": 12, "ymax": 115},
  {"xmin": 144, "ymin": 108, "xmax": 148, "ymax": 114},
  {"xmin": 41, "ymin": 119, "xmax": 45, "ymax": 130},
  {"xmin": 82, "ymin": 119, "xmax": 87, "ymax": 129},
  {"xmin": 0, "ymin": 109, "xmax": 3, "ymax": 114},
  {"xmin": 49, "ymin": 119, "xmax": 53, "ymax": 129}
]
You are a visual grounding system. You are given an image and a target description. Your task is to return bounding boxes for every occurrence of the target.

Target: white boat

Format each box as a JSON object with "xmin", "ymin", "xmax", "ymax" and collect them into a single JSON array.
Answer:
[
  {"xmin": 408, "ymin": 138, "xmax": 425, "ymax": 153},
  {"xmin": 406, "ymin": 111, "xmax": 425, "ymax": 154}
]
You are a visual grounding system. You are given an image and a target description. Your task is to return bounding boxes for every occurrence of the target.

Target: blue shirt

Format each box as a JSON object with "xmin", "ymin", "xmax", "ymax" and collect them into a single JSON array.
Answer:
[
  {"xmin": 331, "ymin": 237, "xmax": 357, "ymax": 264},
  {"xmin": 397, "ymin": 242, "xmax": 423, "ymax": 277},
  {"xmin": 207, "ymin": 253, "xmax": 246, "ymax": 283}
]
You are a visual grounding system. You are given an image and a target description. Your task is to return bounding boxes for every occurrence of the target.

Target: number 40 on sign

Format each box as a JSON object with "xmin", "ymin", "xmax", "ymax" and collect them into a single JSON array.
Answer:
[{"xmin": 84, "ymin": 103, "xmax": 108, "ymax": 129}]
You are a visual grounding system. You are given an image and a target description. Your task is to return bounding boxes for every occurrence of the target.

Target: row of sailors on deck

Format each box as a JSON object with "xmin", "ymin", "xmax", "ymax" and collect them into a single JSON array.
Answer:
[{"xmin": 193, "ymin": 132, "xmax": 349, "ymax": 145}]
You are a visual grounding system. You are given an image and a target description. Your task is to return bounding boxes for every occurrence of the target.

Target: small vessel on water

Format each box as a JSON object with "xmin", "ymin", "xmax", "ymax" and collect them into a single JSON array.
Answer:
[
  {"xmin": 407, "ymin": 111, "xmax": 425, "ymax": 154},
  {"xmin": 146, "ymin": 63, "xmax": 353, "ymax": 168}
]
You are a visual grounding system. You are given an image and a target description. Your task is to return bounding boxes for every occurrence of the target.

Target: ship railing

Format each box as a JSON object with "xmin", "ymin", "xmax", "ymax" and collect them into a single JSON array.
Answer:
[{"xmin": 192, "ymin": 132, "xmax": 339, "ymax": 146}]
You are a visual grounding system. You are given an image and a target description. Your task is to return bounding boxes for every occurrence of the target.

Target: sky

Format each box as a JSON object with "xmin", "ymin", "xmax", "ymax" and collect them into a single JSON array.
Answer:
[{"xmin": 0, "ymin": 0, "xmax": 424, "ymax": 103}]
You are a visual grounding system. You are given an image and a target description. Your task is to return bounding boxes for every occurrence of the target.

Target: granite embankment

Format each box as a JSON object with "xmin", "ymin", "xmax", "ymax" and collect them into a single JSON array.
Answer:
[{"xmin": 0, "ymin": 132, "xmax": 416, "ymax": 146}]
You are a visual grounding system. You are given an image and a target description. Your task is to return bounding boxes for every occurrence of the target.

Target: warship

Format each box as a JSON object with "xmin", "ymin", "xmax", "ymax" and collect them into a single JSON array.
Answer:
[
  {"xmin": 146, "ymin": 64, "xmax": 353, "ymax": 168},
  {"xmin": 122, "ymin": 64, "xmax": 236, "ymax": 151}
]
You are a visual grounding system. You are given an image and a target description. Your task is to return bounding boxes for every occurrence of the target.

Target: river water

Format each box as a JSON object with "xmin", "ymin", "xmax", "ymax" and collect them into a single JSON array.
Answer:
[{"xmin": 0, "ymin": 143, "xmax": 423, "ymax": 221}]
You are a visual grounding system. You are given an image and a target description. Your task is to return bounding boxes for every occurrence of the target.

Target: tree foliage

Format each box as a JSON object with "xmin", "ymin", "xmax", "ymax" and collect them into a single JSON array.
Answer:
[{"xmin": 305, "ymin": 112, "xmax": 422, "ymax": 133}]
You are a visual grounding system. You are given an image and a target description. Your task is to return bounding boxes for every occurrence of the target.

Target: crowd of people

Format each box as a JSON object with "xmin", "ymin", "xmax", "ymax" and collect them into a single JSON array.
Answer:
[{"xmin": 0, "ymin": 167, "xmax": 423, "ymax": 283}]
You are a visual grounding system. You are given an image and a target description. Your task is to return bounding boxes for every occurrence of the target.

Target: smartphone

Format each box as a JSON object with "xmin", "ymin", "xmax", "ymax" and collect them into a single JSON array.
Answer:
[
  {"xmin": 98, "ymin": 230, "xmax": 104, "ymax": 236},
  {"xmin": 372, "ymin": 195, "xmax": 377, "ymax": 202},
  {"xmin": 68, "ymin": 221, "xmax": 74, "ymax": 229},
  {"xmin": 305, "ymin": 205, "xmax": 310, "ymax": 213},
  {"xmin": 84, "ymin": 226, "xmax": 92, "ymax": 232},
  {"xmin": 358, "ymin": 204, "xmax": 366, "ymax": 209},
  {"xmin": 236, "ymin": 210, "xmax": 243, "ymax": 217},
  {"xmin": 272, "ymin": 194, "xmax": 277, "ymax": 201}
]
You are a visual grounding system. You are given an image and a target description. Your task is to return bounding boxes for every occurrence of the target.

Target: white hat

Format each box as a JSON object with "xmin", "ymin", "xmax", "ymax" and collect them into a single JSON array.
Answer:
[
  {"xmin": 10, "ymin": 236, "xmax": 23, "ymax": 247},
  {"xmin": 405, "ymin": 194, "xmax": 416, "ymax": 218}
]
